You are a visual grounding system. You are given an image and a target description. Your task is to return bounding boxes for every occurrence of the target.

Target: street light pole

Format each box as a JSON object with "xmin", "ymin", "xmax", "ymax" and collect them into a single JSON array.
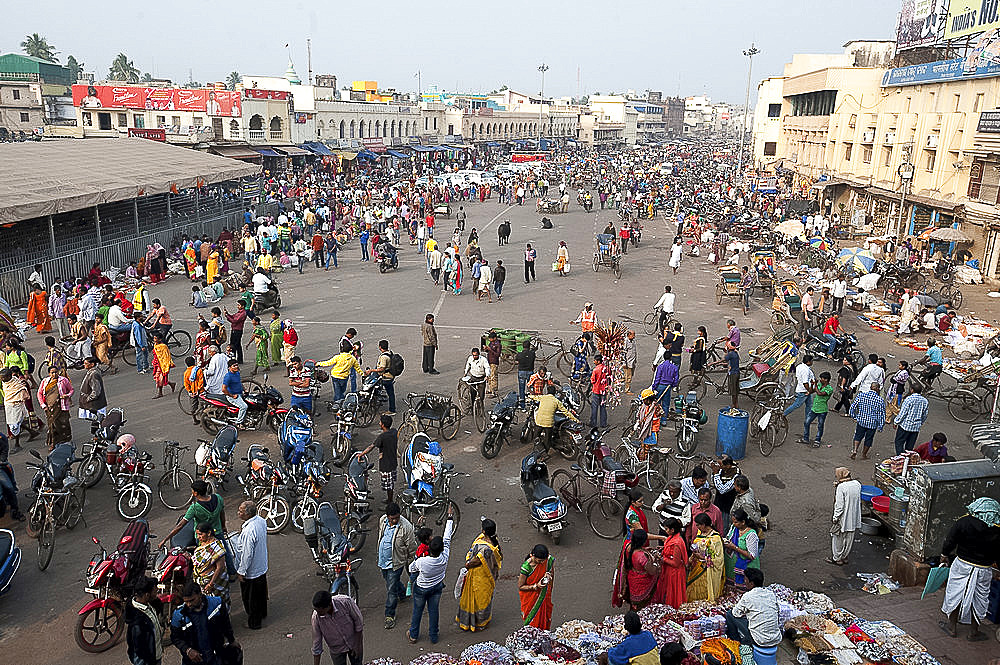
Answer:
[
  {"xmin": 737, "ymin": 44, "xmax": 759, "ymax": 184},
  {"xmin": 538, "ymin": 63, "xmax": 549, "ymax": 142}
]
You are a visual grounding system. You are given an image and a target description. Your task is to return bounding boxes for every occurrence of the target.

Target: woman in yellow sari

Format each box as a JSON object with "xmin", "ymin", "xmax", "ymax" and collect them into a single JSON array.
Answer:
[
  {"xmin": 457, "ymin": 518, "xmax": 502, "ymax": 632},
  {"xmin": 206, "ymin": 246, "xmax": 220, "ymax": 284},
  {"xmin": 686, "ymin": 512, "xmax": 725, "ymax": 602}
]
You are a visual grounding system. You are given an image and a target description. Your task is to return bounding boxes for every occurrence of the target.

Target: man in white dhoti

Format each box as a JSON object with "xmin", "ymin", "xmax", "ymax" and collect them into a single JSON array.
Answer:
[
  {"xmin": 828, "ymin": 467, "xmax": 862, "ymax": 565},
  {"xmin": 939, "ymin": 497, "xmax": 1000, "ymax": 641}
]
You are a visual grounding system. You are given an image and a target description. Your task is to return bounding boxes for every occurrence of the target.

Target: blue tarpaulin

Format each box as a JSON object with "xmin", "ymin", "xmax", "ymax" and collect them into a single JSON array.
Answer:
[
  {"xmin": 302, "ymin": 142, "xmax": 334, "ymax": 156},
  {"xmin": 386, "ymin": 150, "xmax": 410, "ymax": 159},
  {"xmin": 357, "ymin": 149, "xmax": 379, "ymax": 160},
  {"xmin": 254, "ymin": 148, "xmax": 282, "ymax": 157},
  {"xmin": 410, "ymin": 145, "xmax": 435, "ymax": 152}
]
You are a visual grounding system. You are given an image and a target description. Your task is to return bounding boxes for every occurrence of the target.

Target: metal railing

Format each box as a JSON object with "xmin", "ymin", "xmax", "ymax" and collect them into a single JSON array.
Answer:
[{"xmin": 0, "ymin": 207, "xmax": 244, "ymax": 307}]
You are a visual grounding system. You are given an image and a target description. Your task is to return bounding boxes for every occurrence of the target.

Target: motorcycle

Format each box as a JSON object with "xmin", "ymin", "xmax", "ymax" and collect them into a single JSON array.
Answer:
[
  {"xmin": 278, "ymin": 408, "xmax": 329, "ymax": 486},
  {"xmin": 340, "ymin": 452, "xmax": 373, "ymax": 552},
  {"xmin": 195, "ymin": 425, "xmax": 239, "ymax": 490},
  {"xmin": 375, "ymin": 242, "xmax": 399, "ymax": 273},
  {"xmin": 75, "ymin": 519, "xmax": 151, "ymax": 653},
  {"xmin": 520, "ymin": 396, "xmax": 582, "ymax": 460},
  {"xmin": 239, "ymin": 445, "xmax": 292, "ymax": 534},
  {"xmin": 328, "ymin": 392, "xmax": 359, "ymax": 467},
  {"xmin": 25, "ymin": 442, "xmax": 86, "ymax": 539},
  {"xmin": 355, "ymin": 373, "xmax": 389, "ymax": 428},
  {"xmin": 674, "ymin": 391, "xmax": 706, "ymax": 455},
  {"xmin": 77, "ymin": 408, "xmax": 128, "ymax": 489},
  {"xmin": 303, "ymin": 501, "xmax": 361, "ymax": 603},
  {"xmin": 577, "ymin": 427, "xmax": 640, "ymax": 493},
  {"xmin": 933, "ymin": 256, "xmax": 957, "ymax": 284},
  {"xmin": 199, "ymin": 378, "xmax": 287, "ymax": 435},
  {"xmin": 152, "ymin": 545, "xmax": 192, "ymax": 619},
  {"xmin": 520, "ymin": 453, "xmax": 567, "ymax": 544},
  {"xmin": 481, "ymin": 391, "xmax": 519, "ymax": 459},
  {"xmin": 252, "ymin": 283, "xmax": 282, "ymax": 311},
  {"xmin": 630, "ymin": 221, "xmax": 643, "ymax": 246},
  {"xmin": 0, "ymin": 528, "xmax": 20, "ymax": 597},
  {"xmin": 291, "ymin": 460, "xmax": 331, "ymax": 533},
  {"xmin": 803, "ymin": 329, "xmax": 863, "ymax": 369}
]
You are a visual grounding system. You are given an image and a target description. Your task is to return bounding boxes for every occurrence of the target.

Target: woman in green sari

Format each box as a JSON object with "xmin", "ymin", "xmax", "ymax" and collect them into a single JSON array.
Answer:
[
  {"xmin": 249, "ymin": 316, "xmax": 270, "ymax": 375},
  {"xmin": 723, "ymin": 507, "xmax": 760, "ymax": 589},
  {"xmin": 269, "ymin": 311, "xmax": 283, "ymax": 365}
]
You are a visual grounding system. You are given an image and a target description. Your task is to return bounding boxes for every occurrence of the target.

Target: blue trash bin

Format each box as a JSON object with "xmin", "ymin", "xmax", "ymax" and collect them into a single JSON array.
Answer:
[{"xmin": 716, "ymin": 408, "xmax": 749, "ymax": 460}]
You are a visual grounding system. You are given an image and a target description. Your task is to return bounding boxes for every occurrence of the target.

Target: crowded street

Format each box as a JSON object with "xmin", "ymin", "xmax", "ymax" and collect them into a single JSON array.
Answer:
[{"xmin": 0, "ymin": 139, "xmax": 998, "ymax": 665}]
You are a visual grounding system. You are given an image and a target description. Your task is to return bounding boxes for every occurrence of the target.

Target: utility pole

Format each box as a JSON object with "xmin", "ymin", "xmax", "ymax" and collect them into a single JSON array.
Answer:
[
  {"xmin": 537, "ymin": 63, "xmax": 549, "ymax": 141},
  {"xmin": 737, "ymin": 43, "xmax": 759, "ymax": 185},
  {"xmin": 307, "ymin": 38, "xmax": 313, "ymax": 85}
]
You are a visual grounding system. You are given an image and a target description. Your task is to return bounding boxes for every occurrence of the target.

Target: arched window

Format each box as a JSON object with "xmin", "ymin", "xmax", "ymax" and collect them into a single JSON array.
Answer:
[
  {"xmin": 350, "ymin": 120, "xmax": 356, "ymax": 138},
  {"xmin": 340, "ymin": 120, "xmax": 346, "ymax": 138},
  {"xmin": 359, "ymin": 120, "xmax": 365, "ymax": 138},
  {"xmin": 269, "ymin": 116, "xmax": 282, "ymax": 138},
  {"xmin": 390, "ymin": 120, "xmax": 395, "ymax": 138},
  {"xmin": 249, "ymin": 114, "xmax": 264, "ymax": 130},
  {"xmin": 471, "ymin": 123, "xmax": 476, "ymax": 138},
  {"xmin": 229, "ymin": 119, "xmax": 240, "ymax": 139},
  {"xmin": 479, "ymin": 123, "xmax": 484, "ymax": 136},
  {"xmin": 317, "ymin": 119, "xmax": 324, "ymax": 138},
  {"xmin": 375, "ymin": 120, "xmax": 381, "ymax": 137}
]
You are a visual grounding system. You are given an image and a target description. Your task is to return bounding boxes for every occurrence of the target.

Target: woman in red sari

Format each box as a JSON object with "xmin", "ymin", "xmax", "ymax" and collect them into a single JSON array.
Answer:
[
  {"xmin": 612, "ymin": 529, "xmax": 661, "ymax": 611},
  {"xmin": 654, "ymin": 517, "xmax": 688, "ymax": 609},
  {"xmin": 518, "ymin": 544, "xmax": 554, "ymax": 629}
]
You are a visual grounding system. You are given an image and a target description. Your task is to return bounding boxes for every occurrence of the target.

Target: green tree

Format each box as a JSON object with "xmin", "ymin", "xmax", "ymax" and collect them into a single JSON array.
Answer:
[
  {"xmin": 21, "ymin": 33, "xmax": 58, "ymax": 62},
  {"xmin": 140, "ymin": 72, "xmax": 154, "ymax": 83},
  {"xmin": 65, "ymin": 55, "xmax": 83, "ymax": 80},
  {"xmin": 226, "ymin": 71, "xmax": 241, "ymax": 91},
  {"xmin": 108, "ymin": 53, "xmax": 140, "ymax": 83}
]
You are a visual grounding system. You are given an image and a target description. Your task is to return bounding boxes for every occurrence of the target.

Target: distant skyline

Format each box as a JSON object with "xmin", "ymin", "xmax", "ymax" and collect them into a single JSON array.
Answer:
[{"xmin": 4, "ymin": 1, "xmax": 899, "ymax": 103}]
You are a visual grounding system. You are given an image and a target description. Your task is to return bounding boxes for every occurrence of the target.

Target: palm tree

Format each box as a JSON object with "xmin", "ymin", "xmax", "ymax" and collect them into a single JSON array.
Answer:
[
  {"xmin": 140, "ymin": 72, "xmax": 154, "ymax": 83},
  {"xmin": 108, "ymin": 53, "xmax": 140, "ymax": 83},
  {"xmin": 21, "ymin": 33, "xmax": 58, "ymax": 62},
  {"xmin": 65, "ymin": 55, "xmax": 83, "ymax": 81},
  {"xmin": 226, "ymin": 71, "xmax": 241, "ymax": 91}
]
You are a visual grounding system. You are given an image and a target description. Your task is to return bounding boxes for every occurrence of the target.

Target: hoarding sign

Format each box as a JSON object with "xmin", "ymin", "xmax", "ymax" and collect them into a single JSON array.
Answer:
[
  {"xmin": 945, "ymin": 0, "xmax": 1000, "ymax": 39},
  {"xmin": 72, "ymin": 85, "xmax": 242, "ymax": 116},
  {"xmin": 362, "ymin": 137, "xmax": 386, "ymax": 152},
  {"xmin": 977, "ymin": 109, "xmax": 1000, "ymax": 132},
  {"xmin": 882, "ymin": 56, "xmax": 1000, "ymax": 86},
  {"xmin": 896, "ymin": 0, "xmax": 948, "ymax": 49},
  {"xmin": 244, "ymin": 88, "xmax": 289, "ymax": 100},
  {"xmin": 127, "ymin": 128, "xmax": 166, "ymax": 141}
]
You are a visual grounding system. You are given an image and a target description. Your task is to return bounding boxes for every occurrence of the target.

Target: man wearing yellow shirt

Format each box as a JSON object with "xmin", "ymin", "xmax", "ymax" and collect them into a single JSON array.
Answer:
[
  {"xmin": 425, "ymin": 238, "xmax": 438, "ymax": 275},
  {"xmin": 528, "ymin": 386, "xmax": 577, "ymax": 452},
  {"xmin": 318, "ymin": 351, "xmax": 361, "ymax": 402}
]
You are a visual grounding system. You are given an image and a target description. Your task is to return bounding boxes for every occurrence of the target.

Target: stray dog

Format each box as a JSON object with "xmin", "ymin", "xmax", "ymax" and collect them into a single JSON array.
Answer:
[{"xmin": 497, "ymin": 220, "xmax": 511, "ymax": 245}]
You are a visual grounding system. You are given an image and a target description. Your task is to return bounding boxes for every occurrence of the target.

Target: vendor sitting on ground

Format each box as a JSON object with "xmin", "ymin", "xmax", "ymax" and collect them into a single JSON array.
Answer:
[
  {"xmin": 919, "ymin": 308, "xmax": 937, "ymax": 332},
  {"xmin": 725, "ymin": 568, "xmax": 781, "ymax": 649},
  {"xmin": 599, "ymin": 611, "xmax": 659, "ymax": 665},
  {"xmin": 912, "ymin": 432, "xmax": 952, "ymax": 463}
]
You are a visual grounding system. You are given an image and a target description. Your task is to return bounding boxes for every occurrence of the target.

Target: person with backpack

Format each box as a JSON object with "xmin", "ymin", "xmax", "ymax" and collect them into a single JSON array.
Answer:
[{"xmin": 366, "ymin": 339, "xmax": 402, "ymax": 415}]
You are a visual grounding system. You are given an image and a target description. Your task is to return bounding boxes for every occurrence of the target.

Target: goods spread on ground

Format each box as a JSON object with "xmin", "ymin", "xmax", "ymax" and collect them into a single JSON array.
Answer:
[{"xmin": 371, "ymin": 583, "xmax": 946, "ymax": 665}]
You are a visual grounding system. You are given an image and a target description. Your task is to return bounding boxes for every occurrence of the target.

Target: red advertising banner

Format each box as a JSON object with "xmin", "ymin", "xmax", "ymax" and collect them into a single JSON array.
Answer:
[
  {"xmin": 175, "ymin": 88, "xmax": 208, "ymax": 111},
  {"xmin": 511, "ymin": 152, "xmax": 548, "ymax": 163},
  {"xmin": 73, "ymin": 85, "xmax": 245, "ymax": 116},
  {"xmin": 362, "ymin": 137, "xmax": 386, "ymax": 152},
  {"xmin": 244, "ymin": 88, "xmax": 289, "ymax": 100},
  {"xmin": 128, "ymin": 128, "xmax": 166, "ymax": 141}
]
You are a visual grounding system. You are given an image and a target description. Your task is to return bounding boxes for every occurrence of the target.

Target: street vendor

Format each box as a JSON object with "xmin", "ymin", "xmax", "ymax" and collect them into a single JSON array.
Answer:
[
  {"xmin": 911, "ymin": 432, "xmax": 951, "ymax": 463},
  {"xmin": 939, "ymin": 497, "xmax": 1000, "ymax": 642}
]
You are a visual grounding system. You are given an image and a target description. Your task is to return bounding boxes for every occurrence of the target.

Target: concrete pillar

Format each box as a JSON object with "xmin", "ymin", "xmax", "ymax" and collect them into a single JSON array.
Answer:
[
  {"xmin": 134, "ymin": 199, "xmax": 140, "ymax": 236},
  {"xmin": 94, "ymin": 206, "xmax": 102, "ymax": 244}
]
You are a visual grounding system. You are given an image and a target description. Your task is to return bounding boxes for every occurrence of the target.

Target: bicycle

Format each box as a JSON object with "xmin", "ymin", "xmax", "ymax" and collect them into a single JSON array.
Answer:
[
  {"xmin": 396, "ymin": 392, "xmax": 463, "ymax": 442},
  {"xmin": 26, "ymin": 484, "xmax": 86, "ymax": 571},
  {"xmin": 668, "ymin": 451, "xmax": 713, "ymax": 480},
  {"xmin": 535, "ymin": 338, "xmax": 575, "ymax": 378},
  {"xmin": 549, "ymin": 464, "xmax": 627, "ymax": 540},
  {"xmin": 640, "ymin": 310, "xmax": 675, "ymax": 337},
  {"xmin": 457, "ymin": 376, "xmax": 488, "ymax": 433},
  {"xmin": 158, "ymin": 440, "xmax": 195, "ymax": 510},
  {"xmin": 612, "ymin": 437, "xmax": 670, "ymax": 493},
  {"xmin": 748, "ymin": 398, "xmax": 790, "ymax": 457}
]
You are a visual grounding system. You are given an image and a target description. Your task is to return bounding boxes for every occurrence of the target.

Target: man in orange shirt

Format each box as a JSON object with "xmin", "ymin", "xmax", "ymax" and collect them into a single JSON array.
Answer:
[{"xmin": 589, "ymin": 354, "xmax": 610, "ymax": 428}]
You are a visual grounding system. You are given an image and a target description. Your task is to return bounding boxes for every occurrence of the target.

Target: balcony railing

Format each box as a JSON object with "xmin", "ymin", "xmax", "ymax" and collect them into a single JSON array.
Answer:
[
  {"xmin": 247, "ymin": 129, "xmax": 266, "ymax": 142},
  {"xmin": 269, "ymin": 130, "xmax": 283, "ymax": 140}
]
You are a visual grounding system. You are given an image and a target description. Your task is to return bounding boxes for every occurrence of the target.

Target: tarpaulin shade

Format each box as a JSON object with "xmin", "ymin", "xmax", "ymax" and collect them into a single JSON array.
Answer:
[
  {"xmin": 386, "ymin": 150, "xmax": 410, "ymax": 159},
  {"xmin": 254, "ymin": 148, "xmax": 283, "ymax": 157},
  {"xmin": 0, "ymin": 137, "xmax": 260, "ymax": 224},
  {"xmin": 276, "ymin": 146, "xmax": 312, "ymax": 156},
  {"xmin": 209, "ymin": 145, "xmax": 262, "ymax": 160},
  {"xmin": 302, "ymin": 142, "xmax": 333, "ymax": 156}
]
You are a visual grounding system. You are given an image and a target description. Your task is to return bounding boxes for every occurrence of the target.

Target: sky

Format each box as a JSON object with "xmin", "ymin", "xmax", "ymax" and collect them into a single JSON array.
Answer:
[{"xmin": 4, "ymin": 0, "xmax": 900, "ymax": 103}]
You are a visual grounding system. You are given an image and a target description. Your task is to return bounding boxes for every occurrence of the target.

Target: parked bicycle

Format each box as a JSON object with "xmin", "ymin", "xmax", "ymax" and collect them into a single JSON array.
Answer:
[
  {"xmin": 25, "ymin": 444, "xmax": 86, "ymax": 571},
  {"xmin": 548, "ymin": 465, "xmax": 627, "ymax": 540},
  {"xmin": 457, "ymin": 376, "xmax": 488, "ymax": 433},
  {"xmin": 157, "ymin": 440, "xmax": 194, "ymax": 510}
]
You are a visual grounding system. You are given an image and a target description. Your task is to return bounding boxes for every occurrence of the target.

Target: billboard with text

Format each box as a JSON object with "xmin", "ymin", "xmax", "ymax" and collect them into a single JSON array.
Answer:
[
  {"xmin": 897, "ymin": 0, "xmax": 948, "ymax": 49},
  {"xmin": 945, "ymin": 0, "xmax": 1000, "ymax": 39},
  {"xmin": 72, "ymin": 85, "xmax": 243, "ymax": 116}
]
